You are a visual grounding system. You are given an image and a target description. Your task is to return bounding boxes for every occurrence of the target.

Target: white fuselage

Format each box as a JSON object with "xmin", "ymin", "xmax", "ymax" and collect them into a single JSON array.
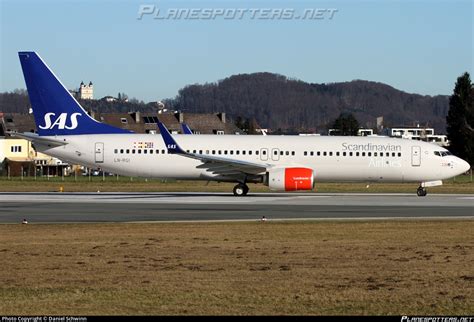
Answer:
[{"xmin": 35, "ymin": 134, "xmax": 469, "ymax": 184}]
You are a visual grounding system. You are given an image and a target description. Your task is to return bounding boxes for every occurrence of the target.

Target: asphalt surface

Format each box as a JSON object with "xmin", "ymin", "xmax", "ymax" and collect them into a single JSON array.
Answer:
[{"xmin": 0, "ymin": 192, "xmax": 472, "ymax": 223}]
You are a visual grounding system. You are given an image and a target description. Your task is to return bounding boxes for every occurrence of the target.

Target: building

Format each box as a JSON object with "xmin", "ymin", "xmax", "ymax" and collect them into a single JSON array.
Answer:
[
  {"xmin": 101, "ymin": 96, "xmax": 117, "ymax": 103},
  {"xmin": 68, "ymin": 81, "xmax": 94, "ymax": 100},
  {"xmin": 94, "ymin": 111, "xmax": 242, "ymax": 135},
  {"xmin": 1, "ymin": 110, "xmax": 243, "ymax": 136},
  {"xmin": 79, "ymin": 81, "xmax": 93, "ymax": 100},
  {"xmin": 328, "ymin": 128, "xmax": 375, "ymax": 136},
  {"xmin": 0, "ymin": 136, "xmax": 68, "ymax": 177},
  {"xmin": 382, "ymin": 126, "xmax": 449, "ymax": 147}
]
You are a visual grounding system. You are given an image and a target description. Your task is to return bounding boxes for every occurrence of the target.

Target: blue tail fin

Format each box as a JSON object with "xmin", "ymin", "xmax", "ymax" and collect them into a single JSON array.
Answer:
[{"xmin": 18, "ymin": 52, "xmax": 131, "ymax": 136}]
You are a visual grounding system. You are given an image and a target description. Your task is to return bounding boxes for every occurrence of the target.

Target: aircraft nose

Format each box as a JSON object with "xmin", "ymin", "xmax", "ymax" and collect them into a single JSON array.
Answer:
[
  {"xmin": 459, "ymin": 159, "xmax": 471, "ymax": 173},
  {"xmin": 460, "ymin": 159, "xmax": 471, "ymax": 173}
]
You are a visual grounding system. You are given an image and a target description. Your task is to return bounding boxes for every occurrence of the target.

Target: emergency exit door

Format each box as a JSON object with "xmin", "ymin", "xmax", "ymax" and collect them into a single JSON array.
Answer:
[
  {"xmin": 411, "ymin": 146, "xmax": 421, "ymax": 166},
  {"xmin": 95, "ymin": 142, "xmax": 104, "ymax": 163}
]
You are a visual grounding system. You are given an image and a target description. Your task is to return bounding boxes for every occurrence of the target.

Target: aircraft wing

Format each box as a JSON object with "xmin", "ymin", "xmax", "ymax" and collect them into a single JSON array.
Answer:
[
  {"xmin": 8, "ymin": 132, "xmax": 68, "ymax": 147},
  {"xmin": 157, "ymin": 122, "xmax": 268, "ymax": 177}
]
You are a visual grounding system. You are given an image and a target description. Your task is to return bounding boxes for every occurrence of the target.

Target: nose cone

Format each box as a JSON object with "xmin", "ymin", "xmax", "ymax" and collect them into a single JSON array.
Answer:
[{"xmin": 460, "ymin": 159, "xmax": 471, "ymax": 173}]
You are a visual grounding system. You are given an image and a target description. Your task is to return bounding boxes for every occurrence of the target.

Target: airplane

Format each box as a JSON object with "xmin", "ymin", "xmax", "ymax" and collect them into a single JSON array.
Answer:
[{"xmin": 13, "ymin": 52, "xmax": 471, "ymax": 197}]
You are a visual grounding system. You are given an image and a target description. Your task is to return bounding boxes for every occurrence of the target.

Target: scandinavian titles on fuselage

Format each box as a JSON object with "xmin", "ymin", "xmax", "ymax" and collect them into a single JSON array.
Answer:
[{"xmin": 342, "ymin": 142, "xmax": 402, "ymax": 152}]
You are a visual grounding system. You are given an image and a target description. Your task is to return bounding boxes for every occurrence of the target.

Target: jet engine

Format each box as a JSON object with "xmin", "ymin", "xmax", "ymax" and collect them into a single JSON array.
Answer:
[{"xmin": 266, "ymin": 167, "xmax": 314, "ymax": 191}]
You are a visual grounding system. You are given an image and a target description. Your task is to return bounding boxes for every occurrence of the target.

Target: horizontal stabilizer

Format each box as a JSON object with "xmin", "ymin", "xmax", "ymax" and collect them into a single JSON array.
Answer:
[{"xmin": 9, "ymin": 132, "xmax": 68, "ymax": 147}]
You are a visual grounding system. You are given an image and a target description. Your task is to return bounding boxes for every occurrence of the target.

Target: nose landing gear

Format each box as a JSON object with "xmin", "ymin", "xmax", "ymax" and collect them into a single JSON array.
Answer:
[
  {"xmin": 416, "ymin": 186, "xmax": 427, "ymax": 197},
  {"xmin": 233, "ymin": 183, "xmax": 249, "ymax": 196}
]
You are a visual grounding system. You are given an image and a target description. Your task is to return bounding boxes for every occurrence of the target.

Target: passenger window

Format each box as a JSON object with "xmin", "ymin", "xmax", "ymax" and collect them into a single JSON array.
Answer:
[
  {"xmin": 323, "ymin": 152, "xmax": 327, "ymax": 156},
  {"xmin": 242, "ymin": 151, "xmax": 246, "ymax": 155},
  {"xmin": 236, "ymin": 151, "xmax": 239, "ymax": 155},
  {"xmin": 150, "ymin": 150, "xmax": 153, "ymax": 154},
  {"xmin": 126, "ymin": 149, "xmax": 130, "ymax": 154},
  {"xmin": 120, "ymin": 149, "xmax": 124, "ymax": 154},
  {"xmin": 291, "ymin": 151, "xmax": 295, "ymax": 156},
  {"xmin": 224, "ymin": 150, "xmax": 228, "ymax": 155},
  {"xmin": 356, "ymin": 152, "xmax": 359, "ymax": 157},
  {"xmin": 162, "ymin": 149, "xmax": 166, "ymax": 154},
  {"xmin": 230, "ymin": 151, "xmax": 233, "ymax": 155},
  {"xmin": 114, "ymin": 149, "xmax": 118, "ymax": 154},
  {"xmin": 317, "ymin": 151, "xmax": 321, "ymax": 156},
  {"xmin": 193, "ymin": 150, "xmax": 197, "ymax": 154},
  {"xmin": 262, "ymin": 150, "xmax": 266, "ymax": 155},
  {"xmin": 286, "ymin": 151, "xmax": 289, "ymax": 156},
  {"xmin": 398, "ymin": 152, "xmax": 401, "ymax": 157},
  {"xmin": 199, "ymin": 150, "xmax": 203, "ymax": 154},
  {"xmin": 249, "ymin": 151, "xmax": 252, "ymax": 155},
  {"xmin": 212, "ymin": 150, "xmax": 216, "ymax": 155},
  {"xmin": 336, "ymin": 152, "xmax": 340, "ymax": 156},
  {"xmin": 310, "ymin": 151, "xmax": 314, "ymax": 156},
  {"xmin": 274, "ymin": 150, "xmax": 278, "ymax": 155},
  {"xmin": 374, "ymin": 152, "xmax": 377, "ymax": 157},
  {"xmin": 368, "ymin": 152, "xmax": 371, "ymax": 157},
  {"xmin": 329, "ymin": 152, "xmax": 333, "ymax": 156},
  {"xmin": 280, "ymin": 151, "xmax": 284, "ymax": 156},
  {"xmin": 304, "ymin": 151, "xmax": 308, "ymax": 156},
  {"xmin": 362, "ymin": 152, "xmax": 365, "ymax": 157},
  {"xmin": 392, "ymin": 152, "xmax": 395, "ymax": 157},
  {"xmin": 349, "ymin": 152, "xmax": 353, "ymax": 156},
  {"xmin": 206, "ymin": 150, "xmax": 210, "ymax": 154},
  {"xmin": 144, "ymin": 150, "xmax": 147, "ymax": 154},
  {"xmin": 156, "ymin": 150, "xmax": 160, "ymax": 154},
  {"xmin": 132, "ymin": 149, "xmax": 135, "ymax": 154},
  {"xmin": 386, "ymin": 152, "xmax": 390, "ymax": 157},
  {"xmin": 138, "ymin": 150, "xmax": 141, "ymax": 154},
  {"xmin": 256, "ymin": 151, "xmax": 259, "ymax": 155},
  {"xmin": 343, "ymin": 152, "xmax": 346, "ymax": 156}
]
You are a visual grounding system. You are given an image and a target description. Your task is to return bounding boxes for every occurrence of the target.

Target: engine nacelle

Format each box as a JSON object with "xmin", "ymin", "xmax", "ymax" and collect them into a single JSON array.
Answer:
[{"xmin": 266, "ymin": 167, "xmax": 314, "ymax": 191}]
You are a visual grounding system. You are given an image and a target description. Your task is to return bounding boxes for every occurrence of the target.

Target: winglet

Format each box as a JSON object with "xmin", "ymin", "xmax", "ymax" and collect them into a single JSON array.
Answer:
[
  {"xmin": 157, "ymin": 122, "xmax": 186, "ymax": 154},
  {"xmin": 181, "ymin": 123, "xmax": 193, "ymax": 134}
]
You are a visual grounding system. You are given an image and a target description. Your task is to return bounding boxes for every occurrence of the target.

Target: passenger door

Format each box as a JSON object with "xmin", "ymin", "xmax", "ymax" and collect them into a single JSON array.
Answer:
[
  {"xmin": 95, "ymin": 142, "xmax": 104, "ymax": 163},
  {"xmin": 260, "ymin": 148, "xmax": 268, "ymax": 161},
  {"xmin": 411, "ymin": 146, "xmax": 421, "ymax": 167}
]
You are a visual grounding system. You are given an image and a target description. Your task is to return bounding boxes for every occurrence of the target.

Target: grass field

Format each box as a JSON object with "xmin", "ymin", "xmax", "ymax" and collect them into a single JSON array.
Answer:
[
  {"xmin": 0, "ymin": 174, "xmax": 473, "ymax": 193},
  {"xmin": 0, "ymin": 221, "xmax": 473, "ymax": 315}
]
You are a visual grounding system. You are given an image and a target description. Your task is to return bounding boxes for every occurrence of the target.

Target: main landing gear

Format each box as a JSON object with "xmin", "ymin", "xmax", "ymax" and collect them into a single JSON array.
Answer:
[
  {"xmin": 233, "ymin": 183, "xmax": 249, "ymax": 196},
  {"xmin": 416, "ymin": 186, "xmax": 427, "ymax": 197}
]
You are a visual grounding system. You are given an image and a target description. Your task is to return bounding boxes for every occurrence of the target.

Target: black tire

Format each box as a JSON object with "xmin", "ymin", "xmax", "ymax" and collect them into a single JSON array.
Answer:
[
  {"xmin": 233, "ymin": 184, "xmax": 249, "ymax": 196},
  {"xmin": 417, "ymin": 187, "xmax": 427, "ymax": 197}
]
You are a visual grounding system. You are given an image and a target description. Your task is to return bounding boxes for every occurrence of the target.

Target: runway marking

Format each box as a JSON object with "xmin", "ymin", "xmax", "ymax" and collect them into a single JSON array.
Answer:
[{"xmin": 126, "ymin": 215, "xmax": 471, "ymax": 223}]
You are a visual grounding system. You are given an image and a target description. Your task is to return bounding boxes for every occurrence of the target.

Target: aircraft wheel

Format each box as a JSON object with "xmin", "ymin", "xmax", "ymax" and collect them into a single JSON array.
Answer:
[
  {"xmin": 416, "ymin": 187, "xmax": 427, "ymax": 197},
  {"xmin": 233, "ymin": 183, "xmax": 249, "ymax": 196}
]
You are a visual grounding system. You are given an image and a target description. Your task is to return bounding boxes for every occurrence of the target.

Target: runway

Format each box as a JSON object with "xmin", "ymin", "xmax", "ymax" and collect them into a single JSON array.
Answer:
[{"xmin": 0, "ymin": 192, "xmax": 472, "ymax": 223}]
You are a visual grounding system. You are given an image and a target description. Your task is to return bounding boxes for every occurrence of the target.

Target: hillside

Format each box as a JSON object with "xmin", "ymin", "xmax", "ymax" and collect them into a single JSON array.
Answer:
[
  {"xmin": 0, "ymin": 73, "xmax": 450, "ymax": 133},
  {"xmin": 166, "ymin": 73, "xmax": 449, "ymax": 133}
]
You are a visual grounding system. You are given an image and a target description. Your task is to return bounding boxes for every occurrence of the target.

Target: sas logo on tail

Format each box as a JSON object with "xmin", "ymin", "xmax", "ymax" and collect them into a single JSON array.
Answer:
[{"xmin": 39, "ymin": 113, "xmax": 81, "ymax": 130}]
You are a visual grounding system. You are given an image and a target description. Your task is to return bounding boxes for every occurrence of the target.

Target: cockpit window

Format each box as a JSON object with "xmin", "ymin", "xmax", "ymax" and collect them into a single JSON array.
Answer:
[{"xmin": 434, "ymin": 151, "xmax": 452, "ymax": 157}]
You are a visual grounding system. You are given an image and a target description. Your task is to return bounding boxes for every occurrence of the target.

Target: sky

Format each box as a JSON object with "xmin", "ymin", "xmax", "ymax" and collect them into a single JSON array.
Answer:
[{"xmin": 0, "ymin": 0, "xmax": 472, "ymax": 102}]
